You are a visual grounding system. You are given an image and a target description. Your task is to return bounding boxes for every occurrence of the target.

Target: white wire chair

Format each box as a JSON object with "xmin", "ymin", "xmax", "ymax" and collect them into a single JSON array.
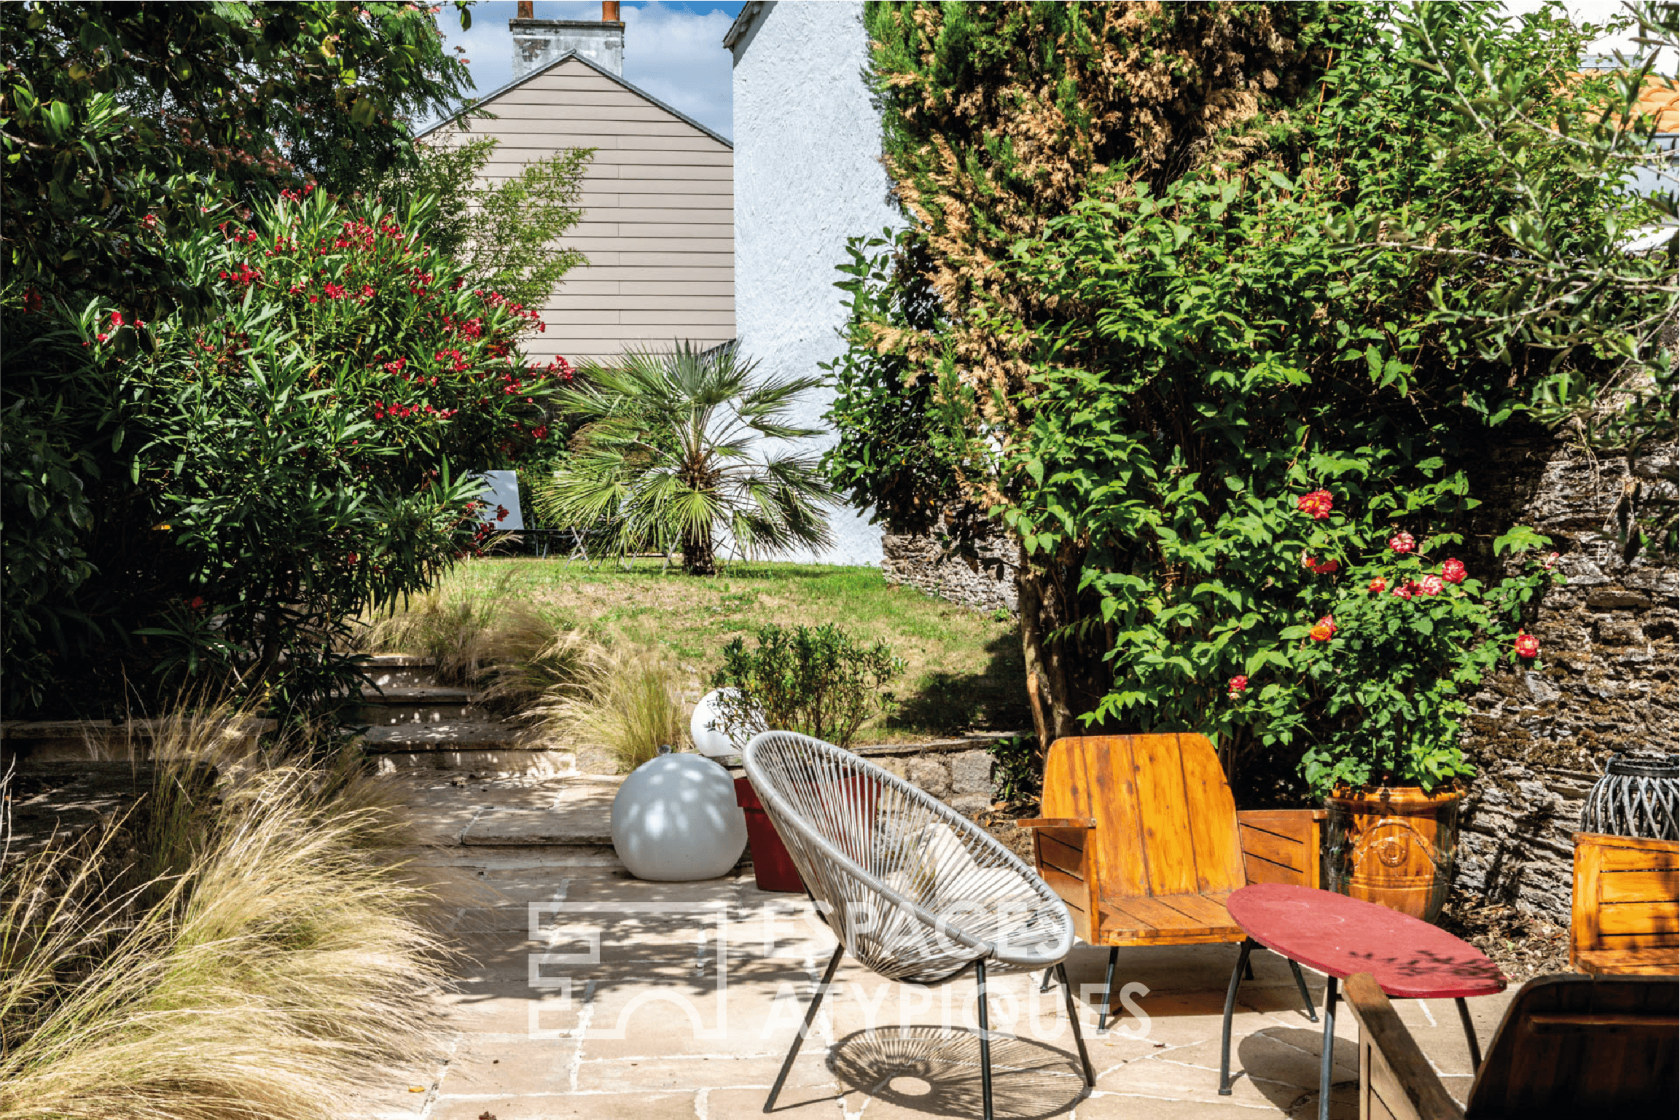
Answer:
[{"xmin": 743, "ymin": 730, "xmax": 1093, "ymax": 1119}]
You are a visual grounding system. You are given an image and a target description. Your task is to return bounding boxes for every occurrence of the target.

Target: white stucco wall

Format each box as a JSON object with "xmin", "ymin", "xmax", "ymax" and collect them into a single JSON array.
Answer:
[{"xmin": 730, "ymin": 0, "xmax": 896, "ymax": 566}]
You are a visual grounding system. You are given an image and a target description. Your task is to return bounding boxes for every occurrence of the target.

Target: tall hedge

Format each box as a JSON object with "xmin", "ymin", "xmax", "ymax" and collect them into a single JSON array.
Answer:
[{"xmin": 828, "ymin": 1, "xmax": 1671, "ymax": 795}]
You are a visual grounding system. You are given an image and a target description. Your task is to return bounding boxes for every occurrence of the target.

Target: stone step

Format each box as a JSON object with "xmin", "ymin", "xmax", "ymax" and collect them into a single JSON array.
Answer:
[
  {"xmin": 354, "ymin": 685, "xmax": 481, "ymax": 726},
  {"xmin": 360, "ymin": 653, "xmax": 438, "ymax": 690},
  {"xmin": 359, "ymin": 721, "xmax": 572, "ymax": 777}
]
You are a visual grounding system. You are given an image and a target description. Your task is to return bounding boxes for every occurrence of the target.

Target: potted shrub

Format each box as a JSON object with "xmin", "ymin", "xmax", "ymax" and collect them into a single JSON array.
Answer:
[
  {"xmin": 1231, "ymin": 489, "xmax": 1562, "ymax": 920},
  {"xmin": 709, "ymin": 623, "xmax": 904, "ymax": 892}
]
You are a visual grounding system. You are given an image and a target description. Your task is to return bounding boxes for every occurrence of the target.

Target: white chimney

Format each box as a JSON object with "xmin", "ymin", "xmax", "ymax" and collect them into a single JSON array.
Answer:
[{"xmin": 511, "ymin": 2, "xmax": 625, "ymax": 79}]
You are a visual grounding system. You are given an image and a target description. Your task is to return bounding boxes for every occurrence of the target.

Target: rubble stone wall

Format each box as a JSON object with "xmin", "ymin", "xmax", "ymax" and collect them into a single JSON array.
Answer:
[
  {"xmin": 881, "ymin": 523, "xmax": 1018, "ymax": 614},
  {"xmin": 1456, "ymin": 433, "xmax": 1679, "ymax": 925}
]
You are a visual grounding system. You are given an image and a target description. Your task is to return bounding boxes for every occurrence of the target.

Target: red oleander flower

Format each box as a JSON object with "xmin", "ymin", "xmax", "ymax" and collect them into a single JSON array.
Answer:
[
  {"xmin": 1441, "ymin": 558, "xmax": 1466, "ymax": 585},
  {"xmin": 1515, "ymin": 633, "xmax": 1540, "ymax": 659},
  {"xmin": 1309, "ymin": 615, "xmax": 1336, "ymax": 642},
  {"xmin": 1419, "ymin": 575, "xmax": 1444, "ymax": 596},
  {"xmin": 1368, "ymin": 577, "xmax": 1387, "ymax": 593},
  {"xmin": 1388, "ymin": 531, "xmax": 1416, "ymax": 554},
  {"xmin": 1296, "ymin": 489, "xmax": 1334, "ymax": 520},
  {"xmin": 1228, "ymin": 675, "xmax": 1248, "ymax": 697}
]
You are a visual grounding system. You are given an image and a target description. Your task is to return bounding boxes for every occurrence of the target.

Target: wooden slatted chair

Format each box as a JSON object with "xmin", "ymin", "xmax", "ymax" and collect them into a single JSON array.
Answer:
[
  {"xmin": 1017, "ymin": 733, "xmax": 1323, "ymax": 1030},
  {"xmin": 1343, "ymin": 970, "xmax": 1678, "ymax": 1119},
  {"xmin": 1571, "ymin": 831, "xmax": 1679, "ymax": 977}
]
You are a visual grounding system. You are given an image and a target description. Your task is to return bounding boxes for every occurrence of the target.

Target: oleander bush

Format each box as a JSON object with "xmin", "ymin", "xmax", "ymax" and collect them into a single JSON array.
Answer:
[{"xmin": 4, "ymin": 188, "xmax": 570, "ymax": 721}]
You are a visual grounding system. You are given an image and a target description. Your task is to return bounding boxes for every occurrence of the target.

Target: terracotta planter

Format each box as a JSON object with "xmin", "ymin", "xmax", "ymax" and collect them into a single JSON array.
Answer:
[
  {"xmin": 734, "ymin": 776, "xmax": 805, "ymax": 893},
  {"xmin": 1323, "ymin": 785, "xmax": 1462, "ymax": 923}
]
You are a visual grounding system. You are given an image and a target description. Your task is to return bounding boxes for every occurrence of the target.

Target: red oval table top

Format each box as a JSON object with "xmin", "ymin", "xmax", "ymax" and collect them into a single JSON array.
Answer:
[{"xmin": 1227, "ymin": 883, "xmax": 1507, "ymax": 999}]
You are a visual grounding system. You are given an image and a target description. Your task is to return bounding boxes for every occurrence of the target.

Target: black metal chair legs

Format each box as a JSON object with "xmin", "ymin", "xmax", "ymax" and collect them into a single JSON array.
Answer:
[
  {"xmin": 764, "ymin": 947, "xmax": 1096, "ymax": 1118},
  {"xmin": 764, "ymin": 943, "xmax": 844, "ymax": 1112}
]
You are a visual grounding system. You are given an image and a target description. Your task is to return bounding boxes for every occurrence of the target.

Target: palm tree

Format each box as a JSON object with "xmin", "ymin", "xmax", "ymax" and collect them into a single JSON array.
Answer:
[{"xmin": 533, "ymin": 342, "xmax": 837, "ymax": 575}]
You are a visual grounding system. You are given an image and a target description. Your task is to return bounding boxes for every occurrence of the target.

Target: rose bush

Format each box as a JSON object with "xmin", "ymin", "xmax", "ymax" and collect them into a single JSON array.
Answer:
[{"xmin": 1227, "ymin": 491, "xmax": 1562, "ymax": 796}]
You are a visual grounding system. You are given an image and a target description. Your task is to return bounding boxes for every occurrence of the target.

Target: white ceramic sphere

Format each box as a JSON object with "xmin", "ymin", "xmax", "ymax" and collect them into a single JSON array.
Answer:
[
  {"xmin": 690, "ymin": 688, "xmax": 761, "ymax": 759},
  {"xmin": 610, "ymin": 753, "xmax": 747, "ymax": 881}
]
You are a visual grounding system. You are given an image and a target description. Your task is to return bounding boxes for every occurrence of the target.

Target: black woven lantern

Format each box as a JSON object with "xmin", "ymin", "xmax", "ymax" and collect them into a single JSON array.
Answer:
[{"xmin": 1580, "ymin": 751, "xmax": 1679, "ymax": 841}]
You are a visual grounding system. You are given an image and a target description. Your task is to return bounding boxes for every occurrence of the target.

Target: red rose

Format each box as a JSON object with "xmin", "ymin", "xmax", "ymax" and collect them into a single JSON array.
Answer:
[
  {"xmin": 1441, "ymin": 558, "xmax": 1466, "ymax": 584},
  {"xmin": 1228, "ymin": 674, "xmax": 1248, "ymax": 696},
  {"xmin": 1309, "ymin": 615, "xmax": 1336, "ymax": 642},
  {"xmin": 1296, "ymin": 489, "xmax": 1334, "ymax": 520},
  {"xmin": 1368, "ymin": 577, "xmax": 1387, "ymax": 593},
  {"xmin": 1515, "ymin": 633, "xmax": 1540, "ymax": 659},
  {"xmin": 1388, "ymin": 531, "xmax": 1416, "ymax": 554},
  {"xmin": 1418, "ymin": 575, "xmax": 1444, "ymax": 596}
]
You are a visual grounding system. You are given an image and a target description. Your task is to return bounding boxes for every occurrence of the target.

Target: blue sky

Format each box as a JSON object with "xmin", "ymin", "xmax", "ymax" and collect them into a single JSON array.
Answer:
[{"xmin": 433, "ymin": 2, "xmax": 746, "ymax": 139}]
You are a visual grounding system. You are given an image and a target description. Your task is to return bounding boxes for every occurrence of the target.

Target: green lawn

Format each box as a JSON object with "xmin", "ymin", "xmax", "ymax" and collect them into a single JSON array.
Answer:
[{"xmin": 433, "ymin": 557, "xmax": 1029, "ymax": 740}]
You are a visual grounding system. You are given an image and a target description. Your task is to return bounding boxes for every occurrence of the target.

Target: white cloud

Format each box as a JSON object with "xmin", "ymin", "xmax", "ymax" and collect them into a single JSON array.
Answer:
[{"xmin": 431, "ymin": 1, "xmax": 739, "ymax": 139}]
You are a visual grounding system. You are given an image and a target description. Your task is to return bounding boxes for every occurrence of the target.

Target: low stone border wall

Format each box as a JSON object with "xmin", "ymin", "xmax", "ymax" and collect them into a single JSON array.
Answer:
[{"xmin": 852, "ymin": 734, "xmax": 1020, "ymax": 815}]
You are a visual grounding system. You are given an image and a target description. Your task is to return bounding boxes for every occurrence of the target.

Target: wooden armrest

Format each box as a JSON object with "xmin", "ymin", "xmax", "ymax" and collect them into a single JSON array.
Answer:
[
  {"xmin": 1015, "ymin": 817, "xmax": 1096, "ymax": 830},
  {"xmin": 1343, "ymin": 972, "xmax": 1465, "ymax": 1120}
]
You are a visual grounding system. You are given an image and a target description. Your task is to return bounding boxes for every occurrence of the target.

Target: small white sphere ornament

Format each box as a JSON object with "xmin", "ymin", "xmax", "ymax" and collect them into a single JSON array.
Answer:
[
  {"xmin": 690, "ymin": 688, "xmax": 763, "ymax": 759},
  {"xmin": 610, "ymin": 753, "xmax": 748, "ymax": 881}
]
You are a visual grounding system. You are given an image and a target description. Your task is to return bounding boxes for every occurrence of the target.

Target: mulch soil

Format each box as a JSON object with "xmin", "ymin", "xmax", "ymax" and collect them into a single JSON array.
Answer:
[{"xmin": 1437, "ymin": 898, "xmax": 1570, "ymax": 983}]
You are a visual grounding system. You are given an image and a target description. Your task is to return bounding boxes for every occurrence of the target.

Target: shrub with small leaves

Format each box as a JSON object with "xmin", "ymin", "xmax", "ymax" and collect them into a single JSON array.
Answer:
[{"xmin": 711, "ymin": 623, "xmax": 904, "ymax": 750}]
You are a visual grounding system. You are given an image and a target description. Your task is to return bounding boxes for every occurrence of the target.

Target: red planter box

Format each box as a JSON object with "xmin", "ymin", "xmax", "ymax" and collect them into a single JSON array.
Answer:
[{"xmin": 734, "ymin": 776, "xmax": 805, "ymax": 893}]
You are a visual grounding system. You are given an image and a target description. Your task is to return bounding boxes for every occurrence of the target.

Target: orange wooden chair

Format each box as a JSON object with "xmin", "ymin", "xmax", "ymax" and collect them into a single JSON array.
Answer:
[
  {"xmin": 1017, "ymin": 733, "xmax": 1323, "ymax": 1029},
  {"xmin": 1571, "ymin": 831, "xmax": 1679, "ymax": 977}
]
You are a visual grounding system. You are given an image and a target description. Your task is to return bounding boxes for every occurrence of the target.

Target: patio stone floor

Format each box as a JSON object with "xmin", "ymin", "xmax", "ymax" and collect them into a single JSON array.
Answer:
[{"xmin": 371, "ymin": 771, "xmax": 1515, "ymax": 1120}]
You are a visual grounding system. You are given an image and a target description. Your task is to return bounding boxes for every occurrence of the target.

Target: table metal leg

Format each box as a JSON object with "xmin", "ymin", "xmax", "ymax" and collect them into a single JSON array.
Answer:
[
  {"xmin": 1317, "ymin": 975, "xmax": 1338, "ymax": 1120},
  {"xmin": 1454, "ymin": 996, "xmax": 1482, "ymax": 1072},
  {"xmin": 1218, "ymin": 938, "xmax": 1255, "ymax": 1095},
  {"xmin": 1288, "ymin": 958, "xmax": 1319, "ymax": 1022}
]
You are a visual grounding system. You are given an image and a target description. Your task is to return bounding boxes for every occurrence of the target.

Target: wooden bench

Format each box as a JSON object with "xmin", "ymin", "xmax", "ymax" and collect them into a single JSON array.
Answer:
[
  {"xmin": 1571, "ymin": 831, "xmax": 1679, "ymax": 977},
  {"xmin": 1344, "ymin": 969, "xmax": 1678, "ymax": 1119},
  {"xmin": 1017, "ymin": 733, "xmax": 1323, "ymax": 1026}
]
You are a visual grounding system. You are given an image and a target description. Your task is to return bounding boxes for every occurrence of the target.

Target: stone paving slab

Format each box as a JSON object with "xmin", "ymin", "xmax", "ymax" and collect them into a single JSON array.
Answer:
[{"xmin": 369, "ymin": 771, "xmax": 1516, "ymax": 1120}]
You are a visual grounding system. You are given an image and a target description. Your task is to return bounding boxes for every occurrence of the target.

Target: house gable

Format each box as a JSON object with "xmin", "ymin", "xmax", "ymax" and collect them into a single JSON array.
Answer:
[{"xmin": 424, "ymin": 53, "xmax": 734, "ymax": 365}]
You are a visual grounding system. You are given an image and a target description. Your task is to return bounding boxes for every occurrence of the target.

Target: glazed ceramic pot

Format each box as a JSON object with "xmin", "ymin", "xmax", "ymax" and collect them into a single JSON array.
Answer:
[{"xmin": 1323, "ymin": 785, "xmax": 1462, "ymax": 922}]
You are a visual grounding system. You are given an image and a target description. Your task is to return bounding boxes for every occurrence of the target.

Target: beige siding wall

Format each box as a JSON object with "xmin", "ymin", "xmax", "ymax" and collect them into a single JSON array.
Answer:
[{"xmin": 433, "ymin": 58, "xmax": 734, "ymax": 365}]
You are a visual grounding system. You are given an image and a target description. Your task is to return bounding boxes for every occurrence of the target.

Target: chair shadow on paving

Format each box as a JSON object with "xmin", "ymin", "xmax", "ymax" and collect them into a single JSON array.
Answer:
[{"xmin": 819, "ymin": 1026, "xmax": 1087, "ymax": 1120}]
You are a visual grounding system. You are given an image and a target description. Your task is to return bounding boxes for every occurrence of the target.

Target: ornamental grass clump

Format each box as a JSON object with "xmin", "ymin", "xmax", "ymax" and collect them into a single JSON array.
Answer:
[
  {"xmin": 0, "ymin": 714, "xmax": 451, "ymax": 1120},
  {"xmin": 1226, "ymin": 488, "xmax": 1563, "ymax": 797}
]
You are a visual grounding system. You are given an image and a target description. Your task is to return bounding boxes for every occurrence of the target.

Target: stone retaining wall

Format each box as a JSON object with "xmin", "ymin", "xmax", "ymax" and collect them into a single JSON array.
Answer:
[
  {"xmin": 881, "ymin": 520, "xmax": 1017, "ymax": 614},
  {"xmin": 1456, "ymin": 433, "xmax": 1678, "ymax": 924},
  {"xmin": 853, "ymin": 736, "xmax": 1008, "ymax": 815}
]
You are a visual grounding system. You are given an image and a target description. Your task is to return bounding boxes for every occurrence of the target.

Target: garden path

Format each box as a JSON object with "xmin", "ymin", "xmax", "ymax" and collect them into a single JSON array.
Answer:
[{"xmin": 365, "ymin": 767, "xmax": 1516, "ymax": 1120}]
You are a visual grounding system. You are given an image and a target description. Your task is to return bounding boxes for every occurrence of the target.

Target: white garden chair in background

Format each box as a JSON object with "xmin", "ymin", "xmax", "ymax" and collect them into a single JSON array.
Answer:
[{"xmin": 743, "ymin": 730, "xmax": 1094, "ymax": 1120}]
